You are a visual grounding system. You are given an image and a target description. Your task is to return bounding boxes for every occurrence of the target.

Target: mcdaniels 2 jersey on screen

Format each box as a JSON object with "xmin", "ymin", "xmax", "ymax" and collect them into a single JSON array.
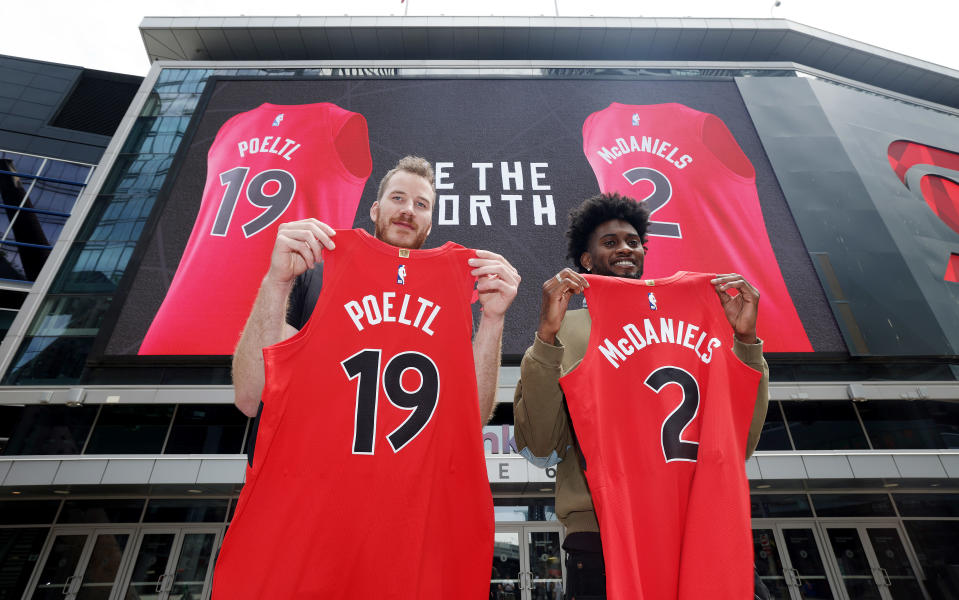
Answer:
[
  {"xmin": 582, "ymin": 102, "xmax": 812, "ymax": 352},
  {"xmin": 139, "ymin": 102, "xmax": 371, "ymax": 355}
]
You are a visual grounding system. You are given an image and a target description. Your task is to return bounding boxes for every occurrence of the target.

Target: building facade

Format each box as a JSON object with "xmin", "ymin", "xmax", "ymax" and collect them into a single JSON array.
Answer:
[{"xmin": 0, "ymin": 17, "xmax": 958, "ymax": 600}]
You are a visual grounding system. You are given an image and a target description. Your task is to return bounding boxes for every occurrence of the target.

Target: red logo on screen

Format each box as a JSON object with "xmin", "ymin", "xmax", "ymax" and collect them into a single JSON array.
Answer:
[{"xmin": 887, "ymin": 140, "xmax": 959, "ymax": 281}]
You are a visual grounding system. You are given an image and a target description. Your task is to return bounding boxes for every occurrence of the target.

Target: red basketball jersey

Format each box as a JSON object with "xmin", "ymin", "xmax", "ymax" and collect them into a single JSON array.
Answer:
[
  {"xmin": 139, "ymin": 102, "xmax": 371, "ymax": 355},
  {"xmin": 559, "ymin": 273, "xmax": 760, "ymax": 600},
  {"xmin": 212, "ymin": 229, "xmax": 494, "ymax": 600},
  {"xmin": 583, "ymin": 102, "xmax": 812, "ymax": 352}
]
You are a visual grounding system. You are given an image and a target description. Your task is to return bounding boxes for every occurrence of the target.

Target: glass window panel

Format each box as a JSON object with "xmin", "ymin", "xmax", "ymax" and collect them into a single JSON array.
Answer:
[
  {"xmin": 0, "ymin": 528, "xmax": 49, "ymax": 599},
  {"xmin": 100, "ymin": 155, "xmax": 173, "ymax": 196},
  {"xmin": 781, "ymin": 401, "xmax": 870, "ymax": 450},
  {"xmin": 171, "ymin": 532, "xmax": 215, "ymax": 590},
  {"xmin": 0, "ymin": 165, "xmax": 30, "ymax": 211},
  {"xmin": 858, "ymin": 401, "xmax": 959, "ymax": 449},
  {"xmin": 0, "ymin": 405, "xmax": 23, "ymax": 453},
  {"xmin": 164, "ymin": 404, "xmax": 247, "ymax": 454},
  {"xmin": 58, "ymin": 499, "xmax": 144, "ymax": 524},
  {"xmin": 750, "ymin": 494, "xmax": 813, "ymax": 518},
  {"xmin": 811, "ymin": 494, "xmax": 895, "ymax": 517},
  {"xmin": 492, "ymin": 499, "xmax": 557, "ymax": 522},
  {"xmin": 893, "ymin": 493, "xmax": 959, "ymax": 517},
  {"xmin": 0, "ymin": 500, "xmax": 60, "ymax": 524},
  {"xmin": 753, "ymin": 529, "xmax": 786, "ymax": 578},
  {"xmin": 755, "ymin": 401, "xmax": 792, "ymax": 451},
  {"xmin": 84, "ymin": 405, "xmax": 174, "ymax": 454},
  {"xmin": 51, "ymin": 241, "xmax": 138, "ymax": 292},
  {"xmin": 866, "ymin": 528, "xmax": 916, "ymax": 578},
  {"xmin": 37, "ymin": 212, "xmax": 68, "ymax": 244},
  {"xmin": 491, "ymin": 531, "xmax": 521, "ymax": 596},
  {"xmin": 28, "ymin": 296, "xmax": 111, "ymax": 337},
  {"xmin": 143, "ymin": 499, "xmax": 228, "ymax": 523},
  {"xmin": 2, "ymin": 405, "xmax": 98, "ymax": 455},
  {"xmin": 903, "ymin": 521, "xmax": 959, "ymax": 599},
  {"xmin": 39, "ymin": 160, "xmax": 90, "ymax": 184},
  {"xmin": 0, "ymin": 151, "xmax": 44, "ymax": 176},
  {"xmin": 0, "ymin": 309, "xmax": 17, "ymax": 342},
  {"xmin": 494, "ymin": 506, "xmax": 529, "ymax": 522},
  {"xmin": 125, "ymin": 533, "xmax": 174, "ymax": 593},
  {"xmin": 23, "ymin": 179, "xmax": 82, "ymax": 213},
  {"xmin": 34, "ymin": 534, "xmax": 87, "ymax": 587},
  {"xmin": 0, "ymin": 243, "xmax": 28, "ymax": 281},
  {"xmin": 0, "ymin": 288, "xmax": 26, "ymax": 310},
  {"xmin": 2, "ymin": 209, "xmax": 56, "ymax": 251},
  {"xmin": 119, "ymin": 117, "xmax": 190, "ymax": 155},
  {"xmin": 3, "ymin": 335, "xmax": 95, "ymax": 384},
  {"xmin": 78, "ymin": 533, "xmax": 129, "ymax": 586}
]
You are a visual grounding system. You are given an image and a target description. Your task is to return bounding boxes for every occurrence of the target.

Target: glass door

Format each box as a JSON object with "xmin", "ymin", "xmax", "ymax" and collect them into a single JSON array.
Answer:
[
  {"xmin": 821, "ymin": 524, "xmax": 929, "ymax": 600},
  {"xmin": 491, "ymin": 529, "xmax": 522, "ymax": 600},
  {"xmin": 492, "ymin": 526, "xmax": 564, "ymax": 600},
  {"xmin": 753, "ymin": 526, "xmax": 791, "ymax": 599},
  {"xmin": 165, "ymin": 530, "xmax": 219, "ymax": 600},
  {"xmin": 524, "ymin": 527, "xmax": 564, "ymax": 600},
  {"xmin": 118, "ymin": 527, "xmax": 221, "ymax": 600},
  {"xmin": 26, "ymin": 528, "xmax": 134, "ymax": 600},
  {"xmin": 777, "ymin": 523, "xmax": 841, "ymax": 599}
]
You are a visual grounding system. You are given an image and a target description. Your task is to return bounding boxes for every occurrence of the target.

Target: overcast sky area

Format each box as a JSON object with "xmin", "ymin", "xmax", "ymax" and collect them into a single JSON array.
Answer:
[{"xmin": 4, "ymin": 0, "xmax": 958, "ymax": 76}]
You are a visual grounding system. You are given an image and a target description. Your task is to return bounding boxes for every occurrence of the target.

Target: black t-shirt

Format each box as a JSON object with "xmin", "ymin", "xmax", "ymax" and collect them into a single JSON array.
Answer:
[
  {"xmin": 247, "ymin": 265, "xmax": 324, "ymax": 466},
  {"xmin": 286, "ymin": 263, "xmax": 324, "ymax": 329}
]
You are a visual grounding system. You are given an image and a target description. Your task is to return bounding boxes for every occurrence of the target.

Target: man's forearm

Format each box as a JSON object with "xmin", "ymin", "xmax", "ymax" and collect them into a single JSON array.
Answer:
[
  {"xmin": 473, "ymin": 312, "xmax": 505, "ymax": 425},
  {"xmin": 232, "ymin": 276, "xmax": 294, "ymax": 417}
]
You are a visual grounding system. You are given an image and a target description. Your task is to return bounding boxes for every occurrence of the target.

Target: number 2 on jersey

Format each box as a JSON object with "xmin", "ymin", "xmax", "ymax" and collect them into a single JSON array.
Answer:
[
  {"xmin": 341, "ymin": 349, "xmax": 439, "ymax": 455},
  {"xmin": 644, "ymin": 365, "xmax": 700, "ymax": 462},
  {"xmin": 213, "ymin": 166, "xmax": 296, "ymax": 238},
  {"xmin": 622, "ymin": 167, "xmax": 682, "ymax": 239}
]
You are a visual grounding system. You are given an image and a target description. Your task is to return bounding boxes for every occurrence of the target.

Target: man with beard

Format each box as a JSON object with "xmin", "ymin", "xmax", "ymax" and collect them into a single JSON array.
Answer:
[
  {"xmin": 221, "ymin": 155, "xmax": 518, "ymax": 598},
  {"xmin": 513, "ymin": 192, "xmax": 770, "ymax": 599},
  {"xmin": 233, "ymin": 155, "xmax": 519, "ymax": 423}
]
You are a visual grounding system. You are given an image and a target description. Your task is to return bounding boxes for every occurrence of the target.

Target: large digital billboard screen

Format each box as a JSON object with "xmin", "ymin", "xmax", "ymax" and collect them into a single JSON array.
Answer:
[{"xmin": 94, "ymin": 77, "xmax": 841, "ymax": 361}]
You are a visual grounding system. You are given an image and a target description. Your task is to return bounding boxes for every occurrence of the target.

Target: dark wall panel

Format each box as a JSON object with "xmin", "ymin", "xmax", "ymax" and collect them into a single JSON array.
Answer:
[{"xmin": 738, "ymin": 77, "xmax": 959, "ymax": 356}]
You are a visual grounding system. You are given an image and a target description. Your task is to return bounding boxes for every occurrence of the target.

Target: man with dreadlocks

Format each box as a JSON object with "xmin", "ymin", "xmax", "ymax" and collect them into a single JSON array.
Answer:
[{"xmin": 513, "ymin": 192, "xmax": 771, "ymax": 600}]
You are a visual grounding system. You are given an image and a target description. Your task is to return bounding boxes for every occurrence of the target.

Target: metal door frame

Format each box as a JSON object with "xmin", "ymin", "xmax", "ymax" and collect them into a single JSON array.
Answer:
[
  {"xmin": 754, "ymin": 519, "xmax": 845, "ymax": 600},
  {"xmin": 818, "ymin": 520, "xmax": 931, "ymax": 600},
  {"xmin": 21, "ymin": 526, "xmax": 137, "ymax": 600},
  {"xmin": 114, "ymin": 525, "xmax": 224, "ymax": 600},
  {"xmin": 494, "ymin": 523, "xmax": 565, "ymax": 600},
  {"xmin": 493, "ymin": 525, "xmax": 526, "ymax": 600},
  {"xmin": 520, "ymin": 523, "xmax": 565, "ymax": 600}
]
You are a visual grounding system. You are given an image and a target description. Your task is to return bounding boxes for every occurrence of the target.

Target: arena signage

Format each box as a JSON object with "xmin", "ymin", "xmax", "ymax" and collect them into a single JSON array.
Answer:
[{"xmin": 95, "ymin": 76, "xmax": 839, "ymax": 362}]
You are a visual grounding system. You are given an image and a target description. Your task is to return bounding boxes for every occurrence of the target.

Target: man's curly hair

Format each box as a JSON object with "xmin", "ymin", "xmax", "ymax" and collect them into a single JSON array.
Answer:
[{"xmin": 566, "ymin": 193, "xmax": 651, "ymax": 272}]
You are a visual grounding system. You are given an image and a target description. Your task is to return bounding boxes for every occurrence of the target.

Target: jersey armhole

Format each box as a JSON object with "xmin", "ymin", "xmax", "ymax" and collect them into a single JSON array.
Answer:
[
  {"xmin": 452, "ymin": 248, "xmax": 480, "ymax": 342},
  {"xmin": 331, "ymin": 112, "xmax": 372, "ymax": 182},
  {"xmin": 557, "ymin": 287, "xmax": 600, "ymax": 381},
  {"xmin": 264, "ymin": 232, "xmax": 350, "ymax": 360},
  {"xmin": 699, "ymin": 113, "xmax": 756, "ymax": 181}
]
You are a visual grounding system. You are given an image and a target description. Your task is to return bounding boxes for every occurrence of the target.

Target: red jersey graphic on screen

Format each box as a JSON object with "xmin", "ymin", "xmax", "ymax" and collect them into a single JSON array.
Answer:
[
  {"xmin": 560, "ymin": 273, "xmax": 760, "ymax": 600},
  {"xmin": 138, "ymin": 102, "xmax": 371, "ymax": 355},
  {"xmin": 582, "ymin": 103, "xmax": 812, "ymax": 352},
  {"xmin": 887, "ymin": 140, "xmax": 959, "ymax": 238},
  {"xmin": 887, "ymin": 140, "xmax": 959, "ymax": 283},
  {"xmin": 212, "ymin": 229, "xmax": 493, "ymax": 599}
]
